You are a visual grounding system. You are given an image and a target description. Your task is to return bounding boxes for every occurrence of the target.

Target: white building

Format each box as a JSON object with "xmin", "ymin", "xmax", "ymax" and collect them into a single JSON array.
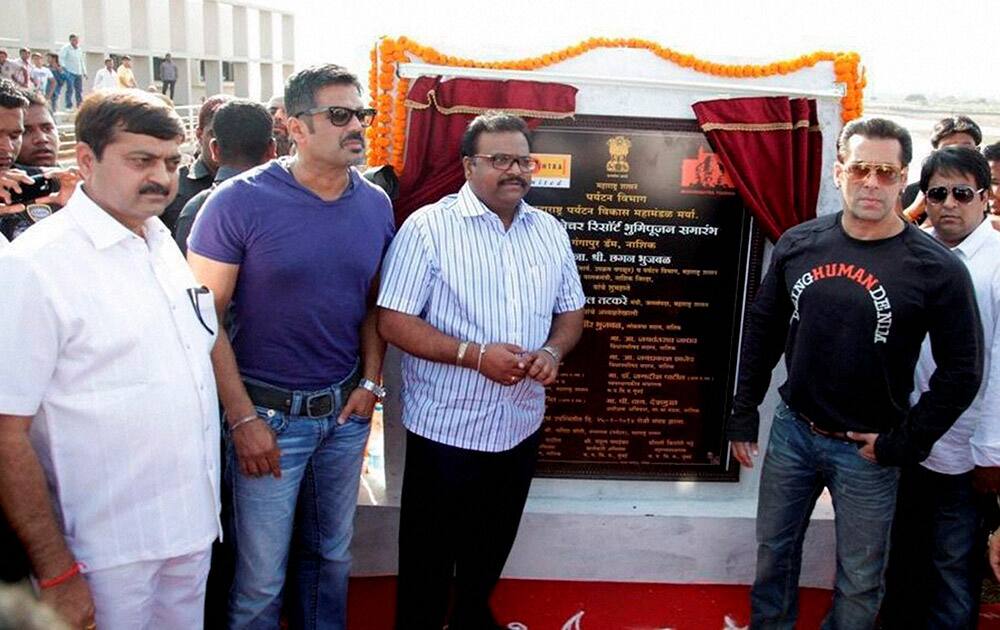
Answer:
[{"xmin": 0, "ymin": 0, "xmax": 295, "ymax": 106}]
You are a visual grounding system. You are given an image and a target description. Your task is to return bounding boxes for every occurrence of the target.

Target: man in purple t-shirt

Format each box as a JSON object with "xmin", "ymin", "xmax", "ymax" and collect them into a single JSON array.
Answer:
[{"xmin": 187, "ymin": 64, "xmax": 392, "ymax": 629}]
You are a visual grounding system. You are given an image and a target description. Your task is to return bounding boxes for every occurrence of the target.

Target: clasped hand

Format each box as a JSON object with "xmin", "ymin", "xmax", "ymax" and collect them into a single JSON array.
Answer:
[{"xmin": 477, "ymin": 344, "xmax": 560, "ymax": 386}]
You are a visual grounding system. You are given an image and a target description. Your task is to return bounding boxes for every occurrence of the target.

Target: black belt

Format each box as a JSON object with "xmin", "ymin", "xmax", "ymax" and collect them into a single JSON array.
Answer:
[
  {"xmin": 243, "ymin": 373, "xmax": 361, "ymax": 418},
  {"xmin": 797, "ymin": 412, "xmax": 854, "ymax": 443}
]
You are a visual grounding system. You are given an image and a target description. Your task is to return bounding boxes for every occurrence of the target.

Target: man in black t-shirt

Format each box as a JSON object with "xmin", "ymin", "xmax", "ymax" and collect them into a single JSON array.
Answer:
[
  {"xmin": 728, "ymin": 118, "xmax": 983, "ymax": 629},
  {"xmin": 160, "ymin": 94, "xmax": 232, "ymax": 234}
]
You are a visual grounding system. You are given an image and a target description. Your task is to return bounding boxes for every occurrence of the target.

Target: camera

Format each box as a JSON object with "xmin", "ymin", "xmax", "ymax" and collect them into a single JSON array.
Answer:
[{"xmin": 7, "ymin": 174, "xmax": 60, "ymax": 205}]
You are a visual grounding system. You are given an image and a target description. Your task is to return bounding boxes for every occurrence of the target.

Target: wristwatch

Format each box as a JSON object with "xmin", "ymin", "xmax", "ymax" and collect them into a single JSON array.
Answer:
[{"xmin": 359, "ymin": 378, "xmax": 387, "ymax": 401}]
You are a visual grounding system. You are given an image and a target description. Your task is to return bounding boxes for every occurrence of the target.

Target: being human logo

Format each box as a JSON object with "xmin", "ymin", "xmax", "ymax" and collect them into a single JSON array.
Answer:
[{"xmin": 789, "ymin": 262, "xmax": 893, "ymax": 343}]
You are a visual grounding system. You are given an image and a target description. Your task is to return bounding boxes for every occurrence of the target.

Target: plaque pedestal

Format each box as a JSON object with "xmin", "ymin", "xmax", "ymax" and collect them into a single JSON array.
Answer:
[{"xmin": 351, "ymin": 349, "xmax": 837, "ymax": 588}]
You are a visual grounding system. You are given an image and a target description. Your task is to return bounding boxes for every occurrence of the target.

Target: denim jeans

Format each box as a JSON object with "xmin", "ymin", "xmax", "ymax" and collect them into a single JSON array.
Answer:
[
  {"xmin": 50, "ymin": 69, "xmax": 66, "ymax": 110},
  {"xmin": 65, "ymin": 72, "xmax": 83, "ymax": 109},
  {"xmin": 751, "ymin": 401, "xmax": 900, "ymax": 630},
  {"xmin": 226, "ymin": 372, "xmax": 370, "ymax": 630},
  {"xmin": 881, "ymin": 465, "xmax": 981, "ymax": 629}
]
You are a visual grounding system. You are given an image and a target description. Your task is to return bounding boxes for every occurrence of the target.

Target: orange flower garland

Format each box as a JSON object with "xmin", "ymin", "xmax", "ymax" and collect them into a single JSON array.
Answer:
[{"xmin": 367, "ymin": 37, "xmax": 865, "ymax": 171}]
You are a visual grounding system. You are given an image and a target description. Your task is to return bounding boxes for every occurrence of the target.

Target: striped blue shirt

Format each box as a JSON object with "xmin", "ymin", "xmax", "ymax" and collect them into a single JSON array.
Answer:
[{"xmin": 378, "ymin": 183, "xmax": 586, "ymax": 451}]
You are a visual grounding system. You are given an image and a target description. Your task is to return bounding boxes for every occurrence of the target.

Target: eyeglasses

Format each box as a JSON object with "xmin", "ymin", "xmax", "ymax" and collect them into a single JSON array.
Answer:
[
  {"xmin": 470, "ymin": 153, "xmax": 540, "ymax": 173},
  {"xmin": 294, "ymin": 106, "xmax": 376, "ymax": 128},
  {"xmin": 186, "ymin": 286, "xmax": 215, "ymax": 336},
  {"xmin": 925, "ymin": 185, "xmax": 985, "ymax": 205},
  {"xmin": 843, "ymin": 161, "xmax": 903, "ymax": 185}
]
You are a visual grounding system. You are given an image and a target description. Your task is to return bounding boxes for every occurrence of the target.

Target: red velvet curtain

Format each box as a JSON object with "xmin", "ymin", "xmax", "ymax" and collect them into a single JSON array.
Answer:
[
  {"xmin": 692, "ymin": 97, "xmax": 822, "ymax": 242},
  {"xmin": 395, "ymin": 77, "xmax": 577, "ymax": 224}
]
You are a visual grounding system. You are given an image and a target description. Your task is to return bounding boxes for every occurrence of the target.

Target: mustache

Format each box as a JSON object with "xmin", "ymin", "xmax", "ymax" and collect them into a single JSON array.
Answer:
[
  {"xmin": 341, "ymin": 132, "xmax": 365, "ymax": 147},
  {"xmin": 139, "ymin": 183, "xmax": 171, "ymax": 196},
  {"xmin": 500, "ymin": 175, "xmax": 528, "ymax": 187}
]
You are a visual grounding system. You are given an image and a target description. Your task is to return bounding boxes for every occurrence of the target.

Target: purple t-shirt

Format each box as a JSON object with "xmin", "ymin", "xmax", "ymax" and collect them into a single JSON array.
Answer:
[{"xmin": 188, "ymin": 160, "xmax": 394, "ymax": 389}]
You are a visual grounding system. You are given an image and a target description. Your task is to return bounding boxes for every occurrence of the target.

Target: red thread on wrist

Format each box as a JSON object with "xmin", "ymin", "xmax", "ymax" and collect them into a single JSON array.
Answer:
[{"xmin": 39, "ymin": 562, "xmax": 82, "ymax": 589}]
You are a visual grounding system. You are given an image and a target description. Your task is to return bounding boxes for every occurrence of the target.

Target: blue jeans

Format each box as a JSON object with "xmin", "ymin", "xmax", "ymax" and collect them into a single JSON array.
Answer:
[
  {"xmin": 881, "ymin": 465, "xmax": 981, "ymax": 629},
  {"xmin": 226, "ymin": 374, "xmax": 371, "ymax": 630},
  {"xmin": 64, "ymin": 72, "xmax": 83, "ymax": 109},
  {"xmin": 751, "ymin": 402, "xmax": 900, "ymax": 630},
  {"xmin": 50, "ymin": 69, "xmax": 66, "ymax": 109}
]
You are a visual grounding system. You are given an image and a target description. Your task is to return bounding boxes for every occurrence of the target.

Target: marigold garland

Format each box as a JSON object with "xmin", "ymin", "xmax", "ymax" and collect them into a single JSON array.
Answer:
[{"xmin": 366, "ymin": 37, "xmax": 865, "ymax": 172}]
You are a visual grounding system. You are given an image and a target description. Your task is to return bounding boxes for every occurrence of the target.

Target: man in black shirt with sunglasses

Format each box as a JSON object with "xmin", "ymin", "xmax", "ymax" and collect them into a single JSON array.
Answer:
[{"xmin": 728, "ymin": 118, "xmax": 982, "ymax": 629}]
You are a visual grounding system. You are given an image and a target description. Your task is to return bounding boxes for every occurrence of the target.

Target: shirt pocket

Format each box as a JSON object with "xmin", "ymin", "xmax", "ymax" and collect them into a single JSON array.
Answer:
[
  {"xmin": 526, "ymin": 264, "xmax": 559, "ymax": 319},
  {"xmin": 183, "ymin": 286, "xmax": 219, "ymax": 352}
]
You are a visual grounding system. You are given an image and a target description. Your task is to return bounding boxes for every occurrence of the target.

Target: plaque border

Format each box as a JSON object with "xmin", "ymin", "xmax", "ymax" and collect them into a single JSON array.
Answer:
[{"xmin": 531, "ymin": 114, "xmax": 766, "ymax": 483}]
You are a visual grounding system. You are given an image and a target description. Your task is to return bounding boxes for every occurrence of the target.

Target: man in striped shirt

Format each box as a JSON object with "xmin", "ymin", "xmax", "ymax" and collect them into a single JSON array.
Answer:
[{"xmin": 378, "ymin": 111, "xmax": 586, "ymax": 630}]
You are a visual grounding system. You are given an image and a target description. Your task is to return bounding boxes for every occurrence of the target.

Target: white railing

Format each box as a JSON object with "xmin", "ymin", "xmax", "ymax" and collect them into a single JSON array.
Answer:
[{"xmin": 54, "ymin": 104, "xmax": 202, "ymax": 165}]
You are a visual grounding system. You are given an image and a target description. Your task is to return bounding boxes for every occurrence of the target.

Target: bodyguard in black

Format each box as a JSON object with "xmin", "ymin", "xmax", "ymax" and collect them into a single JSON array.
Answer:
[{"xmin": 728, "ymin": 118, "xmax": 982, "ymax": 629}]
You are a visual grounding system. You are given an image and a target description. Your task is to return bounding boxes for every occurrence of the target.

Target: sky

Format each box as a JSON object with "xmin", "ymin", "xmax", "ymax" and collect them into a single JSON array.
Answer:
[{"xmin": 295, "ymin": 0, "xmax": 999, "ymax": 101}]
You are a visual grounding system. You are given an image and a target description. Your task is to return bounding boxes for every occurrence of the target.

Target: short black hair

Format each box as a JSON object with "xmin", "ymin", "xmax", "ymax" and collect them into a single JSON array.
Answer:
[
  {"xmin": 930, "ymin": 116, "xmax": 982, "ymax": 148},
  {"xmin": 211, "ymin": 99, "xmax": 273, "ymax": 166},
  {"xmin": 460, "ymin": 111, "xmax": 532, "ymax": 158},
  {"xmin": 983, "ymin": 142, "xmax": 1000, "ymax": 163},
  {"xmin": 197, "ymin": 94, "xmax": 233, "ymax": 132},
  {"xmin": 76, "ymin": 90, "xmax": 184, "ymax": 159},
  {"xmin": 837, "ymin": 117, "xmax": 912, "ymax": 166},
  {"xmin": 284, "ymin": 64, "xmax": 361, "ymax": 123},
  {"xmin": 0, "ymin": 78, "xmax": 29, "ymax": 110},
  {"xmin": 919, "ymin": 146, "xmax": 992, "ymax": 193}
]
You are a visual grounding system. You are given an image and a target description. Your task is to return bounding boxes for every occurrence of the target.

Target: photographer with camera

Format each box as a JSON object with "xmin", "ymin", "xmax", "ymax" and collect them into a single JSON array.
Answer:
[{"xmin": 1, "ymin": 81, "xmax": 79, "ymax": 243}]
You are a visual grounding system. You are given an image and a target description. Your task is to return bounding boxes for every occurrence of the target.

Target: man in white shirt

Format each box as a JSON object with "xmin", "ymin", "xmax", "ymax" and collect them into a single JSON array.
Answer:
[
  {"xmin": 881, "ymin": 146, "xmax": 1000, "ymax": 628},
  {"xmin": 57, "ymin": 34, "xmax": 86, "ymax": 109},
  {"xmin": 0, "ymin": 90, "xmax": 221, "ymax": 629},
  {"xmin": 29, "ymin": 52, "xmax": 54, "ymax": 97},
  {"xmin": 92, "ymin": 58, "xmax": 117, "ymax": 91},
  {"xmin": 11, "ymin": 48, "xmax": 33, "ymax": 90}
]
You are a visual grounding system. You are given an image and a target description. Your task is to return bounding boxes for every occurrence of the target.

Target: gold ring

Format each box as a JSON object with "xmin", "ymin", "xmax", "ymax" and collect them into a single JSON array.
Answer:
[{"xmin": 85, "ymin": 624, "xmax": 97, "ymax": 630}]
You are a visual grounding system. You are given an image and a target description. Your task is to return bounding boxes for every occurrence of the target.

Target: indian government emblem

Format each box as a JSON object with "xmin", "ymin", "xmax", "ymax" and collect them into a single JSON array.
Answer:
[{"xmin": 606, "ymin": 135, "xmax": 631, "ymax": 174}]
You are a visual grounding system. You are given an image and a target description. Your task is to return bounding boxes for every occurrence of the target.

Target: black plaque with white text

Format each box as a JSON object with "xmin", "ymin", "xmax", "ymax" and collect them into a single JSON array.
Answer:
[{"xmin": 526, "ymin": 116, "xmax": 764, "ymax": 481}]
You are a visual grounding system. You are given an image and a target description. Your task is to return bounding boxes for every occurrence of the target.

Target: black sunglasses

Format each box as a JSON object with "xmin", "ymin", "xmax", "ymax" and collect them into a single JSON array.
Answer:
[
  {"xmin": 294, "ymin": 106, "xmax": 376, "ymax": 128},
  {"xmin": 925, "ymin": 185, "xmax": 985, "ymax": 205}
]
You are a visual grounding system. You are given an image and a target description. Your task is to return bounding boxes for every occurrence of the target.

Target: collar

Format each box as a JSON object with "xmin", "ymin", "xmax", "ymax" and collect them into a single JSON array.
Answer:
[
  {"xmin": 454, "ymin": 182, "xmax": 536, "ymax": 225},
  {"xmin": 214, "ymin": 165, "xmax": 244, "ymax": 183},
  {"xmin": 188, "ymin": 157, "xmax": 213, "ymax": 181},
  {"xmin": 66, "ymin": 184, "xmax": 168, "ymax": 251},
  {"xmin": 276, "ymin": 158, "xmax": 357, "ymax": 199},
  {"xmin": 935, "ymin": 216, "xmax": 993, "ymax": 260}
]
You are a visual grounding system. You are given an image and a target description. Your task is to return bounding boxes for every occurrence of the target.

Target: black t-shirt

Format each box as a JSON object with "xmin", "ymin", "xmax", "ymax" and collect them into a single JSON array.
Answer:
[
  {"xmin": 727, "ymin": 212, "xmax": 983, "ymax": 465},
  {"xmin": 162, "ymin": 159, "xmax": 213, "ymax": 235}
]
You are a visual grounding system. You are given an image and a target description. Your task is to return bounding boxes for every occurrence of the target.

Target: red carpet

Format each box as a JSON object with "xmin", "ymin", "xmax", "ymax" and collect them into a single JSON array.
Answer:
[
  {"xmin": 347, "ymin": 578, "xmax": 831, "ymax": 629},
  {"xmin": 348, "ymin": 578, "xmax": 1000, "ymax": 629}
]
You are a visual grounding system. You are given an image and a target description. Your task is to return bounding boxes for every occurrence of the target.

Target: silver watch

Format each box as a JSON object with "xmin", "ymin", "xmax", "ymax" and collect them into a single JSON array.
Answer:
[{"xmin": 359, "ymin": 378, "xmax": 387, "ymax": 401}]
